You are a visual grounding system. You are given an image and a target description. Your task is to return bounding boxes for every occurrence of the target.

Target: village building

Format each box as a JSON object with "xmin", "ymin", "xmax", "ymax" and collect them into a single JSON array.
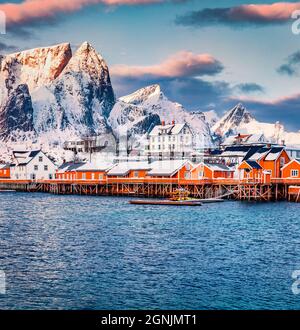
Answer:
[
  {"xmin": 191, "ymin": 163, "xmax": 235, "ymax": 180},
  {"xmin": 107, "ymin": 161, "xmax": 152, "ymax": 180},
  {"xmin": 0, "ymin": 164, "xmax": 10, "ymax": 179},
  {"xmin": 147, "ymin": 160, "xmax": 193, "ymax": 181},
  {"xmin": 281, "ymin": 159, "xmax": 300, "ymax": 179},
  {"xmin": 258, "ymin": 147, "xmax": 290, "ymax": 178},
  {"xmin": 146, "ymin": 122, "xmax": 194, "ymax": 161},
  {"xmin": 238, "ymin": 160, "xmax": 263, "ymax": 182},
  {"xmin": 56, "ymin": 162, "xmax": 115, "ymax": 181},
  {"xmin": 10, "ymin": 150, "xmax": 57, "ymax": 180},
  {"xmin": 221, "ymin": 133, "xmax": 269, "ymax": 147}
]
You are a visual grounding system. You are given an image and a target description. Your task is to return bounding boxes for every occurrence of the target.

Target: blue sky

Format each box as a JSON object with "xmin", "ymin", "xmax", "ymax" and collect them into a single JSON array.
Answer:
[{"xmin": 0, "ymin": 0, "xmax": 300, "ymax": 129}]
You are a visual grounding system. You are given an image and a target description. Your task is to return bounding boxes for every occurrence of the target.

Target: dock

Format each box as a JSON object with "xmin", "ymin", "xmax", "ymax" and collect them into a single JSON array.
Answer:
[{"xmin": 0, "ymin": 178, "xmax": 298, "ymax": 202}]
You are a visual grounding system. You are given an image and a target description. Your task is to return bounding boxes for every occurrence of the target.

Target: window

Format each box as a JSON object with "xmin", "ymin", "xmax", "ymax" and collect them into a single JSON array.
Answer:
[
  {"xmin": 44, "ymin": 165, "xmax": 48, "ymax": 171},
  {"xmin": 198, "ymin": 171, "xmax": 204, "ymax": 178},
  {"xmin": 184, "ymin": 171, "xmax": 191, "ymax": 179},
  {"xmin": 34, "ymin": 165, "xmax": 38, "ymax": 171},
  {"xmin": 291, "ymin": 169, "xmax": 299, "ymax": 177},
  {"xmin": 49, "ymin": 174, "xmax": 53, "ymax": 180},
  {"xmin": 99, "ymin": 174, "xmax": 103, "ymax": 180},
  {"xmin": 39, "ymin": 156, "xmax": 43, "ymax": 162},
  {"xmin": 82, "ymin": 173, "xmax": 86, "ymax": 180},
  {"xmin": 280, "ymin": 157, "xmax": 285, "ymax": 167},
  {"xmin": 133, "ymin": 171, "xmax": 139, "ymax": 178}
]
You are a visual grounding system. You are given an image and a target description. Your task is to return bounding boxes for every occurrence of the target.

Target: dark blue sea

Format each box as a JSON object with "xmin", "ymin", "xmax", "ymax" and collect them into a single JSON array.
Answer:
[{"xmin": 0, "ymin": 192, "xmax": 300, "ymax": 310}]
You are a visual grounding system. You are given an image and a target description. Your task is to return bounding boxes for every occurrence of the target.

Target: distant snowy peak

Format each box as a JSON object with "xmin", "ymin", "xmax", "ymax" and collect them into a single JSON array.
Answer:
[
  {"xmin": 111, "ymin": 84, "xmax": 214, "ymax": 147},
  {"xmin": 212, "ymin": 103, "xmax": 255, "ymax": 137},
  {"xmin": 120, "ymin": 84, "xmax": 163, "ymax": 106}
]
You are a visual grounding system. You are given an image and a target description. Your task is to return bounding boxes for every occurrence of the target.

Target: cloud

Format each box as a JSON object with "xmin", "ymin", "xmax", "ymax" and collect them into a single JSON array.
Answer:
[
  {"xmin": 235, "ymin": 82, "xmax": 265, "ymax": 94},
  {"xmin": 0, "ymin": 0, "xmax": 174, "ymax": 28},
  {"xmin": 111, "ymin": 51, "xmax": 224, "ymax": 79},
  {"xmin": 0, "ymin": 41, "xmax": 17, "ymax": 52},
  {"xmin": 176, "ymin": 2, "xmax": 300, "ymax": 27},
  {"xmin": 277, "ymin": 50, "xmax": 300, "ymax": 76}
]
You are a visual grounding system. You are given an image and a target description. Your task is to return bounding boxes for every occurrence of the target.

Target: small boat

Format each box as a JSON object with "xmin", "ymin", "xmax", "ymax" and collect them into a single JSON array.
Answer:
[
  {"xmin": 130, "ymin": 188, "xmax": 202, "ymax": 206},
  {"xmin": 0, "ymin": 189, "xmax": 16, "ymax": 192},
  {"xmin": 129, "ymin": 200, "xmax": 202, "ymax": 206}
]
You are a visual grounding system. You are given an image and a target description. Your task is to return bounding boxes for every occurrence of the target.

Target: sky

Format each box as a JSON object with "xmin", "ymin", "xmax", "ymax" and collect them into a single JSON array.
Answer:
[{"xmin": 0, "ymin": 0, "xmax": 300, "ymax": 130}]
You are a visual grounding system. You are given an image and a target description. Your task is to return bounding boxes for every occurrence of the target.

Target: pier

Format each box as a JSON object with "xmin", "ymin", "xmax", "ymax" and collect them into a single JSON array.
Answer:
[{"xmin": 0, "ymin": 178, "xmax": 297, "ymax": 202}]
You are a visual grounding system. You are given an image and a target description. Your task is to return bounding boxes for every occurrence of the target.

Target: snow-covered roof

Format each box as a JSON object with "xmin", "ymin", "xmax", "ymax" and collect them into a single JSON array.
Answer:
[
  {"xmin": 148, "ymin": 160, "xmax": 190, "ymax": 177},
  {"xmin": 245, "ymin": 160, "xmax": 262, "ymax": 170},
  {"xmin": 221, "ymin": 146, "xmax": 251, "ymax": 158},
  {"xmin": 206, "ymin": 163, "xmax": 234, "ymax": 172},
  {"xmin": 13, "ymin": 150, "xmax": 43, "ymax": 166},
  {"xmin": 264, "ymin": 147, "xmax": 285, "ymax": 161},
  {"xmin": 107, "ymin": 161, "xmax": 151, "ymax": 176},
  {"xmin": 0, "ymin": 164, "xmax": 10, "ymax": 169},
  {"xmin": 247, "ymin": 147, "xmax": 270, "ymax": 161},
  {"xmin": 76, "ymin": 162, "xmax": 115, "ymax": 172},
  {"xmin": 149, "ymin": 123, "xmax": 186, "ymax": 136}
]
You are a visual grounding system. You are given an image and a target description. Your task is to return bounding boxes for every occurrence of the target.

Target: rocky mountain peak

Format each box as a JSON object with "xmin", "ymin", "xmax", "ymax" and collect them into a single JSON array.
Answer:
[
  {"xmin": 212, "ymin": 103, "xmax": 255, "ymax": 136},
  {"xmin": 120, "ymin": 84, "xmax": 164, "ymax": 105},
  {"xmin": 0, "ymin": 43, "xmax": 72, "ymax": 94}
]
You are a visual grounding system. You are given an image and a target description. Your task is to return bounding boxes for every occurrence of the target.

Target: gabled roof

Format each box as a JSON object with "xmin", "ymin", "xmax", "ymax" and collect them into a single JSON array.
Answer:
[
  {"xmin": 264, "ymin": 147, "xmax": 285, "ymax": 161},
  {"xmin": 199, "ymin": 162, "xmax": 234, "ymax": 172},
  {"xmin": 58, "ymin": 162, "xmax": 85, "ymax": 172},
  {"xmin": 148, "ymin": 160, "xmax": 191, "ymax": 177},
  {"xmin": 149, "ymin": 123, "xmax": 187, "ymax": 136},
  {"xmin": 0, "ymin": 164, "xmax": 10, "ymax": 170},
  {"xmin": 245, "ymin": 160, "xmax": 263, "ymax": 170},
  {"xmin": 107, "ymin": 161, "xmax": 151, "ymax": 176},
  {"xmin": 76, "ymin": 162, "xmax": 115, "ymax": 172},
  {"xmin": 246, "ymin": 147, "xmax": 270, "ymax": 161},
  {"xmin": 12, "ymin": 149, "xmax": 45, "ymax": 166},
  {"xmin": 281, "ymin": 158, "xmax": 300, "ymax": 171},
  {"xmin": 221, "ymin": 146, "xmax": 252, "ymax": 157}
]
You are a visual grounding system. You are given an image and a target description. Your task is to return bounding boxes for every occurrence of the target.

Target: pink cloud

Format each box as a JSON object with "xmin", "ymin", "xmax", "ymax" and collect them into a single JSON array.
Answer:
[
  {"xmin": 0, "ymin": 0, "xmax": 166, "ymax": 26},
  {"xmin": 231, "ymin": 2, "xmax": 300, "ymax": 22},
  {"xmin": 177, "ymin": 2, "xmax": 300, "ymax": 27},
  {"xmin": 111, "ymin": 51, "xmax": 223, "ymax": 78}
]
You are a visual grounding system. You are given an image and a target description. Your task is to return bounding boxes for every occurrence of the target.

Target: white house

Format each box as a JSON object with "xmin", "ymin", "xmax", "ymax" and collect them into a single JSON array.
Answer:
[
  {"xmin": 10, "ymin": 150, "xmax": 57, "ymax": 180},
  {"xmin": 146, "ymin": 121, "xmax": 194, "ymax": 160}
]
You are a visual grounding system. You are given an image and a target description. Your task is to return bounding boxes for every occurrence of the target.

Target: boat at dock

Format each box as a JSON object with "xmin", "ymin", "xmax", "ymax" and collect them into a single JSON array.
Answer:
[{"xmin": 129, "ymin": 200, "xmax": 202, "ymax": 206}]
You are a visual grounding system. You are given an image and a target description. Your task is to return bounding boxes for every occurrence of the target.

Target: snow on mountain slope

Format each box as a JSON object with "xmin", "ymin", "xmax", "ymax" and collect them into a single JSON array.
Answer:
[
  {"xmin": 212, "ymin": 103, "xmax": 300, "ymax": 146},
  {"xmin": 203, "ymin": 110, "xmax": 219, "ymax": 127},
  {"xmin": 0, "ymin": 84, "xmax": 35, "ymax": 141},
  {"xmin": 0, "ymin": 43, "xmax": 72, "ymax": 100},
  {"xmin": 114, "ymin": 84, "xmax": 213, "ymax": 147},
  {"xmin": 31, "ymin": 42, "xmax": 115, "ymax": 141}
]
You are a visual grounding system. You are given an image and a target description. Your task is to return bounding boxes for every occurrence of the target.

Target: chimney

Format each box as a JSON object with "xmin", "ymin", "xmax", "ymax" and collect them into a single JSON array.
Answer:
[
  {"xmin": 161, "ymin": 120, "xmax": 165, "ymax": 126},
  {"xmin": 281, "ymin": 140, "xmax": 285, "ymax": 146},
  {"xmin": 172, "ymin": 120, "xmax": 175, "ymax": 125}
]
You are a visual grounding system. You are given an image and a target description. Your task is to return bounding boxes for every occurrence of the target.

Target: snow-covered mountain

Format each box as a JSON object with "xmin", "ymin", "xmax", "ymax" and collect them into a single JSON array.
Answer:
[
  {"xmin": 202, "ymin": 110, "xmax": 219, "ymax": 128},
  {"xmin": 32, "ymin": 42, "xmax": 115, "ymax": 141},
  {"xmin": 212, "ymin": 103, "xmax": 300, "ymax": 146},
  {"xmin": 0, "ymin": 42, "xmax": 115, "ymax": 144},
  {"xmin": 109, "ymin": 84, "xmax": 213, "ymax": 148}
]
